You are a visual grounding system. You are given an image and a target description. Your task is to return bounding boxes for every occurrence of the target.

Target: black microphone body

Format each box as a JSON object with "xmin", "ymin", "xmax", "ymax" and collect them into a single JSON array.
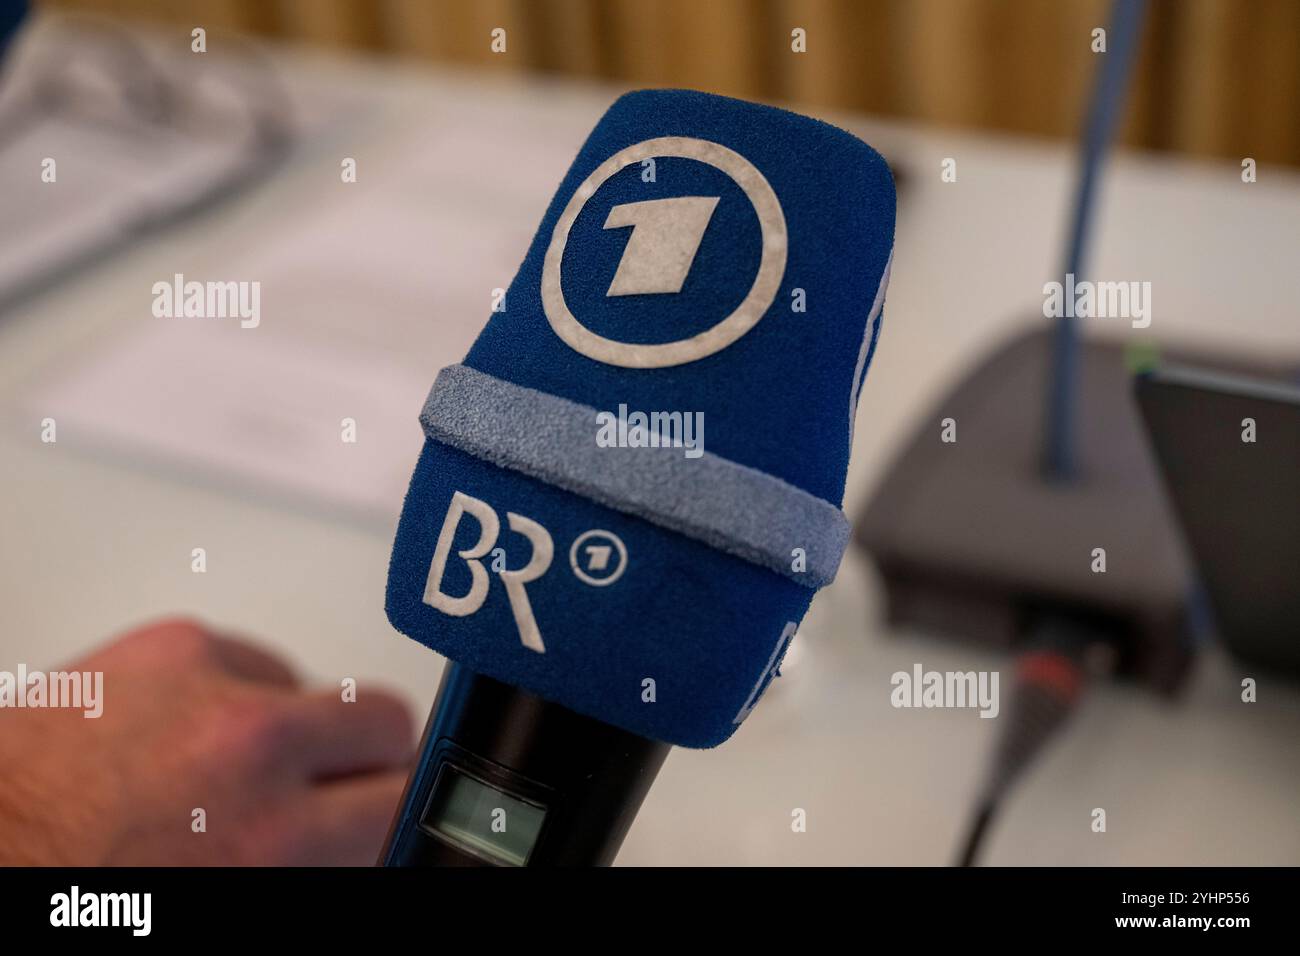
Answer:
[{"xmin": 382, "ymin": 664, "xmax": 670, "ymax": 866}]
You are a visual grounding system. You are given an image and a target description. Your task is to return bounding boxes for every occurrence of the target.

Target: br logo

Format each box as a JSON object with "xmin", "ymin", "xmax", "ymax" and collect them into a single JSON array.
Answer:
[
  {"xmin": 424, "ymin": 491, "xmax": 627, "ymax": 655},
  {"xmin": 541, "ymin": 136, "xmax": 787, "ymax": 368}
]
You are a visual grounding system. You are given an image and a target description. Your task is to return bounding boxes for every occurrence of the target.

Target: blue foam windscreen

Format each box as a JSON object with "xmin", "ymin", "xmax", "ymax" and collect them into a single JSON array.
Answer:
[
  {"xmin": 387, "ymin": 89, "xmax": 895, "ymax": 747},
  {"xmin": 0, "ymin": 0, "xmax": 27, "ymax": 57}
]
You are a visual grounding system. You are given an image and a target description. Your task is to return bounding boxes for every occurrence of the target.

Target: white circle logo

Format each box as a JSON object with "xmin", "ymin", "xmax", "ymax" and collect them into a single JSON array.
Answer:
[
  {"xmin": 541, "ymin": 136, "xmax": 787, "ymax": 369},
  {"xmin": 569, "ymin": 529, "xmax": 628, "ymax": 587}
]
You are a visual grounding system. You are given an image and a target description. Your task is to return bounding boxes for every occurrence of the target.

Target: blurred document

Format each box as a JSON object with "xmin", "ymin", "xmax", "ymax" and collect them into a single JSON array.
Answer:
[{"xmin": 26, "ymin": 97, "xmax": 581, "ymax": 522}]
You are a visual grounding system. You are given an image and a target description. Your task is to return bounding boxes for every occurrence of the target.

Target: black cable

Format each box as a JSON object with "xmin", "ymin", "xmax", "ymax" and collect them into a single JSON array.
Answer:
[
  {"xmin": 957, "ymin": 798, "xmax": 998, "ymax": 868},
  {"xmin": 955, "ymin": 613, "xmax": 1103, "ymax": 866}
]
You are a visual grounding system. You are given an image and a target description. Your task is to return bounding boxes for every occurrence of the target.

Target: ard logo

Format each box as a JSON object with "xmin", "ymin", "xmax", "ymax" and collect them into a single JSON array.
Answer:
[{"xmin": 541, "ymin": 137, "xmax": 788, "ymax": 368}]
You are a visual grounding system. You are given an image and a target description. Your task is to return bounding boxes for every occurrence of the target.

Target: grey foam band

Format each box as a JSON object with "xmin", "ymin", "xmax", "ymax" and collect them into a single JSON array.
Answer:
[{"xmin": 419, "ymin": 364, "xmax": 849, "ymax": 588}]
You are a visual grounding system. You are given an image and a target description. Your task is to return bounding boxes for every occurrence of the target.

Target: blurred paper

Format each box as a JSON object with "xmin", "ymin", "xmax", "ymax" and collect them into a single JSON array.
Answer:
[{"xmin": 25, "ymin": 103, "xmax": 580, "ymax": 522}]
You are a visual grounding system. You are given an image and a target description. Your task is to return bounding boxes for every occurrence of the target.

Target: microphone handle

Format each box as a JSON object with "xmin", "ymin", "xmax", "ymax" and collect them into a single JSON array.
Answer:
[{"xmin": 381, "ymin": 662, "xmax": 671, "ymax": 866}]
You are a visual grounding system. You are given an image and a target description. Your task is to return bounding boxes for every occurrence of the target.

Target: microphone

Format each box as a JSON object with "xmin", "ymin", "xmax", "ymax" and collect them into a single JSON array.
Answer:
[{"xmin": 381, "ymin": 89, "xmax": 896, "ymax": 866}]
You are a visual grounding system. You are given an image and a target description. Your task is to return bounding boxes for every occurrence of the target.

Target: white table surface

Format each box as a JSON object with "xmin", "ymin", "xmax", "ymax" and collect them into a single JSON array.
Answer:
[{"xmin": 1, "ymin": 25, "xmax": 1297, "ymax": 865}]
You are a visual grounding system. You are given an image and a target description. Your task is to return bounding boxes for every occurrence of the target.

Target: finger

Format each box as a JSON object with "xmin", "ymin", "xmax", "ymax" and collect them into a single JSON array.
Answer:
[
  {"xmin": 207, "ymin": 631, "xmax": 300, "ymax": 689},
  {"xmin": 280, "ymin": 771, "xmax": 408, "ymax": 866},
  {"xmin": 279, "ymin": 689, "xmax": 415, "ymax": 780},
  {"xmin": 80, "ymin": 617, "xmax": 298, "ymax": 689}
]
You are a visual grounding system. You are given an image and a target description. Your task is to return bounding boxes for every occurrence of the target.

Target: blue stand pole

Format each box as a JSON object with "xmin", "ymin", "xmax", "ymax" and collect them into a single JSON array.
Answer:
[{"xmin": 1044, "ymin": 0, "xmax": 1147, "ymax": 481}]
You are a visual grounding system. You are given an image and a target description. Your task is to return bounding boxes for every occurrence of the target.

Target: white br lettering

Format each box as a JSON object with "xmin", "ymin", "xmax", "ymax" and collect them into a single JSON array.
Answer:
[{"xmin": 424, "ymin": 491, "xmax": 554, "ymax": 653}]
